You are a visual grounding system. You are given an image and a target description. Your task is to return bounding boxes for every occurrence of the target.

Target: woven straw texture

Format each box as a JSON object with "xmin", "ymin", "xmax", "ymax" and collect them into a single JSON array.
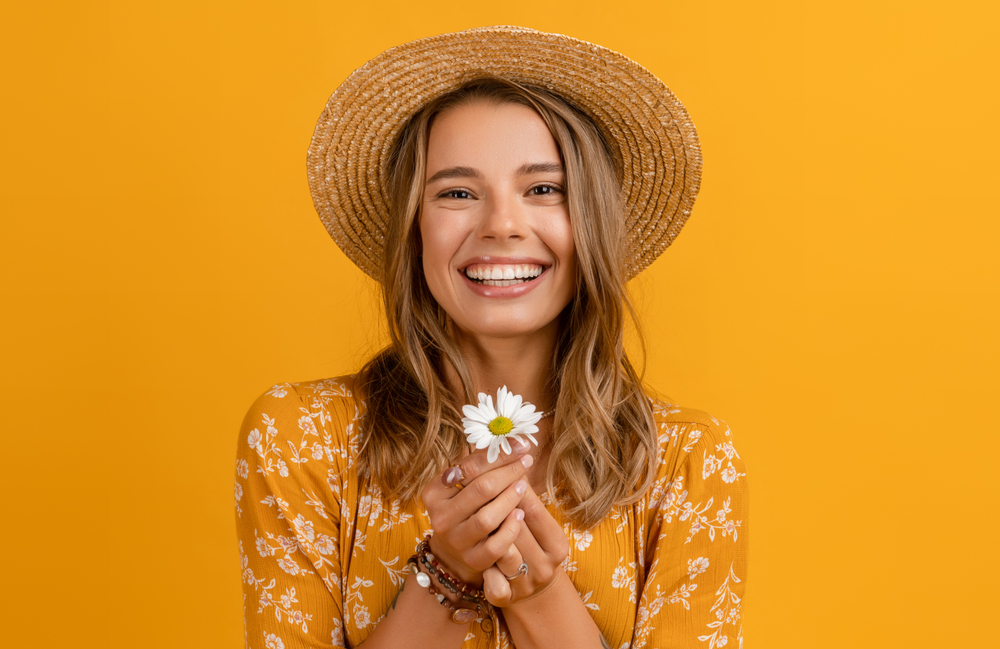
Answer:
[{"xmin": 307, "ymin": 25, "xmax": 702, "ymax": 281}]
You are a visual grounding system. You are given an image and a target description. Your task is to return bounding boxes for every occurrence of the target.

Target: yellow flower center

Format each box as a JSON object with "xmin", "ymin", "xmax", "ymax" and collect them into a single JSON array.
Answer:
[{"xmin": 488, "ymin": 416, "xmax": 513, "ymax": 436}]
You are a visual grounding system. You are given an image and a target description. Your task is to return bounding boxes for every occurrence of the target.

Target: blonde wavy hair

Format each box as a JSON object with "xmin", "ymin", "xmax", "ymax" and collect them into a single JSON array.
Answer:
[{"xmin": 356, "ymin": 78, "xmax": 657, "ymax": 529}]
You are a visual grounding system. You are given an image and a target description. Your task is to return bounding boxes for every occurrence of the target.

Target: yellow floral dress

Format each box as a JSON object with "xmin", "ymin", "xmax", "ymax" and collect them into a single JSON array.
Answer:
[{"xmin": 235, "ymin": 377, "xmax": 748, "ymax": 649}]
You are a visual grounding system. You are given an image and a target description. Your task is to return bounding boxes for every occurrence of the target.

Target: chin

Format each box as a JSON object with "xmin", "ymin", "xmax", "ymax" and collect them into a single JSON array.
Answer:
[{"xmin": 455, "ymin": 315, "xmax": 554, "ymax": 339}]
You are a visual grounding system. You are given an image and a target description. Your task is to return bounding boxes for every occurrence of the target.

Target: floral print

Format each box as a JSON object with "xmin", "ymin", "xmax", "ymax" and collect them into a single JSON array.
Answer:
[{"xmin": 236, "ymin": 377, "xmax": 748, "ymax": 648}]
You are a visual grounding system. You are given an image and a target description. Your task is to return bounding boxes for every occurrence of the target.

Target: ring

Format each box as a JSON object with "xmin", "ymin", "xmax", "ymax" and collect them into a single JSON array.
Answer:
[
  {"xmin": 504, "ymin": 562, "xmax": 528, "ymax": 581},
  {"xmin": 442, "ymin": 464, "xmax": 465, "ymax": 489}
]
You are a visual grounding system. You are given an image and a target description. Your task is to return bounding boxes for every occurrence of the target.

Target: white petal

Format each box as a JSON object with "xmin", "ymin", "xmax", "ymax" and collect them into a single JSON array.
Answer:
[
  {"xmin": 500, "ymin": 436, "xmax": 511, "ymax": 455},
  {"xmin": 509, "ymin": 434, "xmax": 531, "ymax": 451},
  {"xmin": 476, "ymin": 437, "xmax": 492, "ymax": 450},
  {"xmin": 496, "ymin": 386, "xmax": 509, "ymax": 416},
  {"xmin": 510, "ymin": 407, "xmax": 540, "ymax": 426},
  {"xmin": 478, "ymin": 391, "xmax": 490, "ymax": 406},
  {"xmin": 511, "ymin": 423, "xmax": 539, "ymax": 437},
  {"xmin": 487, "ymin": 441, "xmax": 500, "ymax": 463},
  {"xmin": 465, "ymin": 430, "xmax": 490, "ymax": 445},
  {"xmin": 505, "ymin": 394, "xmax": 523, "ymax": 418},
  {"xmin": 525, "ymin": 432, "xmax": 539, "ymax": 445},
  {"xmin": 462, "ymin": 406, "xmax": 492, "ymax": 425}
]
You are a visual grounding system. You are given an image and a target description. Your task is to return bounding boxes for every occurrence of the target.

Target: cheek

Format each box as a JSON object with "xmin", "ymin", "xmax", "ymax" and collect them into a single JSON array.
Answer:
[
  {"xmin": 418, "ymin": 215, "xmax": 463, "ymax": 285},
  {"xmin": 543, "ymin": 211, "xmax": 576, "ymax": 270}
]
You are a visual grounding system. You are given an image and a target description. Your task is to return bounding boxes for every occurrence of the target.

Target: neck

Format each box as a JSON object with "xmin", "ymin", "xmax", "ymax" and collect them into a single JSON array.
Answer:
[{"xmin": 442, "ymin": 321, "xmax": 559, "ymax": 418}]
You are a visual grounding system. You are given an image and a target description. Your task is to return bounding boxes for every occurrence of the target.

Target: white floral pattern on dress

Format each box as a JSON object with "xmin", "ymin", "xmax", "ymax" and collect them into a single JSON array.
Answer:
[{"xmin": 237, "ymin": 378, "xmax": 748, "ymax": 648}]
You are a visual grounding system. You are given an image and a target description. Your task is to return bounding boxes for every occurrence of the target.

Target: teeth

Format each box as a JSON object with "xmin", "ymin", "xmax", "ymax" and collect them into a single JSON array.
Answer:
[{"xmin": 464, "ymin": 264, "xmax": 544, "ymax": 282}]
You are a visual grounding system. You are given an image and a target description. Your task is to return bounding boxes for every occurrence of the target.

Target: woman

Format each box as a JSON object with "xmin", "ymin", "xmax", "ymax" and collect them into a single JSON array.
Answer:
[{"xmin": 236, "ymin": 26, "xmax": 748, "ymax": 649}]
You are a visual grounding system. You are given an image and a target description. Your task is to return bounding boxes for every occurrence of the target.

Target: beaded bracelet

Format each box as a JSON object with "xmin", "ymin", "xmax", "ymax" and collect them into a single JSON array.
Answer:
[
  {"xmin": 406, "ymin": 555, "xmax": 491, "ymax": 630},
  {"xmin": 415, "ymin": 536, "xmax": 486, "ymax": 605}
]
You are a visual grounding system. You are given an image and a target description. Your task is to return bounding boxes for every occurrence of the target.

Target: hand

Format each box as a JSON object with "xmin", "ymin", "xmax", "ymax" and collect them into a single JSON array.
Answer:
[
  {"xmin": 481, "ymin": 483, "xmax": 570, "ymax": 607},
  {"xmin": 421, "ymin": 441, "xmax": 534, "ymax": 585}
]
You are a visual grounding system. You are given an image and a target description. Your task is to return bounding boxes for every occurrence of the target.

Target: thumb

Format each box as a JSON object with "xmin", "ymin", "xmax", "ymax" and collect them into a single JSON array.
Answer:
[{"xmin": 482, "ymin": 565, "xmax": 513, "ymax": 607}]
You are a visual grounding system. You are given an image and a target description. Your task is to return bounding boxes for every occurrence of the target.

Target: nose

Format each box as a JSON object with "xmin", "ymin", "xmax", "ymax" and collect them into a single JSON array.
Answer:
[{"xmin": 476, "ymin": 191, "xmax": 527, "ymax": 242}]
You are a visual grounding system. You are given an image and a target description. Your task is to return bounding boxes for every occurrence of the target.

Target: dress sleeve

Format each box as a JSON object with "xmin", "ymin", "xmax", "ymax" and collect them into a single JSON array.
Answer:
[
  {"xmin": 235, "ymin": 384, "xmax": 352, "ymax": 649},
  {"xmin": 632, "ymin": 416, "xmax": 749, "ymax": 649}
]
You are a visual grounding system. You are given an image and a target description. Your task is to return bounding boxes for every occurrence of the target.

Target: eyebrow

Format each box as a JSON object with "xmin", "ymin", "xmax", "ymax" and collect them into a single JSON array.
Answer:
[
  {"xmin": 425, "ymin": 166, "xmax": 481, "ymax": 185},
  {"xmin": 517, "ymin": 162, "xmax": 564, "ymax": 176},
  {"xmin": 425, "ymin": 162, "xmax": 564, "ymax": 185}
]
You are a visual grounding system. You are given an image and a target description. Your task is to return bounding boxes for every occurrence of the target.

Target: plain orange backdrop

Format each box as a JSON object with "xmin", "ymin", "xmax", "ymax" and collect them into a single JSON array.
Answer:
[{"xmin": 1, "ymin": 1, "xmax": 997, "ymax": 647}]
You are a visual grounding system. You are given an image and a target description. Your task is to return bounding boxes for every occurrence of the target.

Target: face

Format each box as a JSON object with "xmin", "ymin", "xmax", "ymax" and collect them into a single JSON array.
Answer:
[{"xmin": 419, "ymin": 100, "xmax": 577, "ymax": 341}]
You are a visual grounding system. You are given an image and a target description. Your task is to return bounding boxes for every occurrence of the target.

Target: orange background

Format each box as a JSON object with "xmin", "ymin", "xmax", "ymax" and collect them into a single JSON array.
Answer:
[{"xmin": 2, "ymin": 1, "xmax": 997, "ymax": 646}]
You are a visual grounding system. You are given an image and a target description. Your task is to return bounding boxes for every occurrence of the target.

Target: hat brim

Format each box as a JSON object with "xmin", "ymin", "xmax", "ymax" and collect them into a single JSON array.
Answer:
[{"xmin": 307, "ymin": 25, "xmax": 701, "ymax": 280}]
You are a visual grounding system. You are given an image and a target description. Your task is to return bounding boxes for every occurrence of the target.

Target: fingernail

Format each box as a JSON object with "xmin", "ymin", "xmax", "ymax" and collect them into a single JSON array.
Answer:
[
  {"xmin": 515, "ymin": 509, "xmax": 525, "ymax": 521},
  {"xmin": 520, "ymin": 455, "xmax": 533, "ymax": 469},
  {"xmin": 513, "ymin": 439, "xmax": 531, "ymax": 455},
  {"xmin": 515, "ymin": 480, "xmax": 527, "ymax": 495}
]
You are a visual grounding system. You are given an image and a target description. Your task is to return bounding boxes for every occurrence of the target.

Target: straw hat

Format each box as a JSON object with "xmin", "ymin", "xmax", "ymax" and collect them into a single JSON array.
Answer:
[{"xmin": 307, "ymin": 25, "xmax": 701, "ymax": 281}]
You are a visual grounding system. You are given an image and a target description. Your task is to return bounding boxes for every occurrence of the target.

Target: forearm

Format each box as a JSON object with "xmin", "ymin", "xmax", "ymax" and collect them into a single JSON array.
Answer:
[
  {"xmin": 359, "ymin": 571, "xmax": 471, "ymax": 649},
  {"xmin": 501, "ymin": 569, "xmax": 604, "ymax": 649}
]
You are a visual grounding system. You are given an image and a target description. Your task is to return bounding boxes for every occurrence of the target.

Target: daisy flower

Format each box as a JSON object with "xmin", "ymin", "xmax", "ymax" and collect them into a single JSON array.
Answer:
[{"xmin": 462, "ymin": 386, "xmax": 542, "ymax": 463}]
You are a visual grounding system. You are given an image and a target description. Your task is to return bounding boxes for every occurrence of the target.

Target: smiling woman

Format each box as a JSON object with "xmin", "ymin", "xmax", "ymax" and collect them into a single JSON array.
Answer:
[{"xmin": 235, "ymin": 26, "xmax": 747, "ymax": 649}]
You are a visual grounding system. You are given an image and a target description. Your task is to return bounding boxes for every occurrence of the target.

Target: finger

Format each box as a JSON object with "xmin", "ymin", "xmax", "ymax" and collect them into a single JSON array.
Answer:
[
  {"xmin": 426, "ymin": 444, "xmax": 529, "ymax": 509},
  {"xmin": 517, "ymin": 484, "xmax": 570, "ymax": 557},
  {"xmin": 504, "ymin": 523, "xmax": 563, "ymax": 596},
  {"xmin": 510, "ymin": 516, "xmax": 547, "ymax": 566},
  {"xmin": 495, "ymin": 538, "xmax": 526, "ymax": 581},
  {"xmin": 447, "ymin": 454, "xmax": 532, "ymax": 525},
  {"xmin": 482, "ymin": 565, "xmax": 512, "ymax": 607},
  {"xmin": 463, "ymin": 501, "xmax": 524, "ymax": 570},
  {"xmin": 457, "ymin": 437, "xmax": 533, "ymax": 486},
  {"xmin": 457, "ymin": 477, "xmax": 528, "ymax": 542},
  {"xmin": 422, "ymin": 462, "xmax": 465, "ymax": 506}
]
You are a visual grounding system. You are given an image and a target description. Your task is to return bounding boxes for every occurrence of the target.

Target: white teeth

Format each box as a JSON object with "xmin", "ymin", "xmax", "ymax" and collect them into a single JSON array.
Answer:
[{"xmin": 464, "ymin": 264, "xmax": 545, "ymax": 283}]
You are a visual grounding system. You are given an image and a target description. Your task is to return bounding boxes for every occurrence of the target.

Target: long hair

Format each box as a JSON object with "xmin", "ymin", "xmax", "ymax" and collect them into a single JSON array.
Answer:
[{"xmin": 355, "ymin": 78, "xmax": 658, "ymax": 529}]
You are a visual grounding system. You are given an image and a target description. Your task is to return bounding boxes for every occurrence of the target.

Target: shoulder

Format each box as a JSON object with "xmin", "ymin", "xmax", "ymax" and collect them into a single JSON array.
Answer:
[
  {"xmin": 240, "ymin": 375, "xmax": 364, "ymax": 469},
  {"xmin": 243, "ymin": 375, "xmax": 362, "ymax": 425},
  {"xmin": 647, "ymin": 397, "xmax": 746, "ymax": 484},
  {"xmin": 650, "ymin": 399, "xmax": 736, "ymax": 445}
]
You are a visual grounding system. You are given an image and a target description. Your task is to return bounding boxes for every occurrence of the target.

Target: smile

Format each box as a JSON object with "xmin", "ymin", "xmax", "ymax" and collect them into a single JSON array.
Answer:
[{"xmin": 463, "ymin": 263, "xmax": 544, "ymax": 287}]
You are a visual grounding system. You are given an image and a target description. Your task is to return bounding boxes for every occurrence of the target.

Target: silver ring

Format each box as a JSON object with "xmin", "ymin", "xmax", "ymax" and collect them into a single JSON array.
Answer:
[{"xmin": 505, "ymin": 562, "xmax": 528, "ymax": 581}]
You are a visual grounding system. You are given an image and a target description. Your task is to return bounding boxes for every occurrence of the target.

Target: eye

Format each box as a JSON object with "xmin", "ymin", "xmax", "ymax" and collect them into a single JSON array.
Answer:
[
  {"xmin": 529, "ymin": 184, "xmax": 563, "ymax": 196},
  {"xmin": 439, "ymin": 189, "xmax": 472, "ymax": 200}
]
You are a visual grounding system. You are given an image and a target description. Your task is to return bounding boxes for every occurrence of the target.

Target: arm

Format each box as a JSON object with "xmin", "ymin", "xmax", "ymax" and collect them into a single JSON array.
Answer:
[
  {"xmin": 237, "ymin": 385, "xmax": 348, "ymax": 648},
  {"xmin": 633, "ymin": 417, "xmax": 749, "ymax": 648},
  {"xmin": 351, "ymin": 570, "xmax": 475, "ymax": 649}
]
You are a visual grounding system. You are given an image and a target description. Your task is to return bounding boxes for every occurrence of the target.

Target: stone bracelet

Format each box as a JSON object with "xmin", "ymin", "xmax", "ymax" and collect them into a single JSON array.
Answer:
[{"xmin": 406, "ymin": 556, "xmax": 488, "ymax": 628}]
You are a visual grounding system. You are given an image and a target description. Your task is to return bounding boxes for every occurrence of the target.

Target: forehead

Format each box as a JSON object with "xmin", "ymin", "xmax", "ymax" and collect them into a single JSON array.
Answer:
[{"xmin": 425, "ymin": 101, "xmax": 561, "ymax": 172}]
